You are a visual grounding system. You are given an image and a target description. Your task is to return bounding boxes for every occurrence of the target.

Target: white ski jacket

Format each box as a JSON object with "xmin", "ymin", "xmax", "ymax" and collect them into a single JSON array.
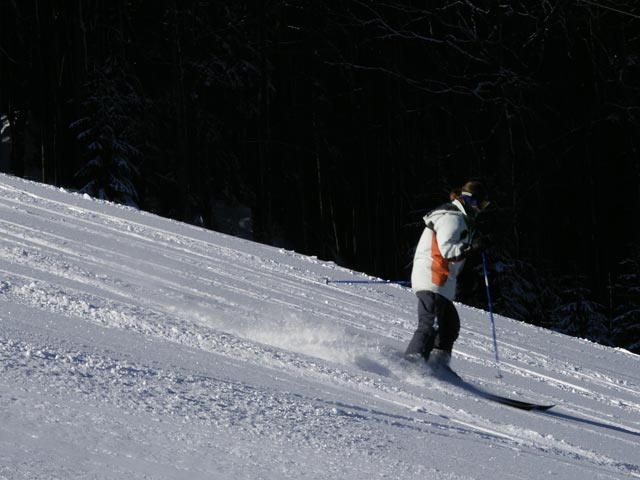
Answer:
[{"xmin": 411, "ymin": 199, "xmax": 472, "ymax": 300}]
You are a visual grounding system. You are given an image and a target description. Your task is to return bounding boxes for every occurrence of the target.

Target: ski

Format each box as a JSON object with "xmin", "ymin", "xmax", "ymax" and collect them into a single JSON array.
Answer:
[
  {"xmin": 480, "ymin": 392, "xmax": 555, "ymax": 411},
  {"xmin": 430, "ymin": 365, "xmax": 555, "ymax": 411}
]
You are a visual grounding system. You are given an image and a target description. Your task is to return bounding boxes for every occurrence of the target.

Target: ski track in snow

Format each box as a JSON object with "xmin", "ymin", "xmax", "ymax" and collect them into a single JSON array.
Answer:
[{"xmin": 0, "ymin": 174, "xmax": 639, "ymax": 479}]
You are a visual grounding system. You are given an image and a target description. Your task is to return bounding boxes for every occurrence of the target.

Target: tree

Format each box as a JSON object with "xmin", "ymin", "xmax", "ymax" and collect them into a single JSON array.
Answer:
[
  {"xmin": 72, "ymin": 60, "xmax": 143, "ymax": 206},
  {"xmin": 482, "ymin": 254, "xmax": 559, "ymax": 327},
  {"xmin": 553, "ymin": 277, "xmax": 611, "ymax": 345},
  {"xmin": 612, "ymin": 247, "xmax": 640, "ymax": 353}
]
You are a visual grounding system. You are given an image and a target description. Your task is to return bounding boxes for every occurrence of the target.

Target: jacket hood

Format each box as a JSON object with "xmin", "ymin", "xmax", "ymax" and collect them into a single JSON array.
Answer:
[{"xmin": 423, "ymin": 199, "xmax": 467, "ymax": 225}]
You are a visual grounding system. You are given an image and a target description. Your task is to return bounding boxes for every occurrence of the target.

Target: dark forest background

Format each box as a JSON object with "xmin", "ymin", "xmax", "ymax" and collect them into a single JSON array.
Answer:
[{"xmin": 1, "ymin": 0, "xmax": 639, "ymax": 352}]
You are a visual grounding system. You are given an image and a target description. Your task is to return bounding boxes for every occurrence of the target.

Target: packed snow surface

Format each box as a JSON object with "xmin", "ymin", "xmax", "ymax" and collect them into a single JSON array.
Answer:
[{"xmin": 0, "ymin": 173, "xmax": 638, "ymax": 479}]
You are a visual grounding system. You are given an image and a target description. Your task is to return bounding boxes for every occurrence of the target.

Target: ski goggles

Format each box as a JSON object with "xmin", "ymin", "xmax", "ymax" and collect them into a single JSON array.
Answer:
[{"xmin": 461, "ymin": 191, "xmax": 490, "ymax": 210}]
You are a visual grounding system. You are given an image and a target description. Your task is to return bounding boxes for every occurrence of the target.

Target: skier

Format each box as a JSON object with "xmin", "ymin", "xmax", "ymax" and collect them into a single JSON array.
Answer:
[{"xmin": 405, "ymin": 180, "xmax": 490, "ymax": 369}]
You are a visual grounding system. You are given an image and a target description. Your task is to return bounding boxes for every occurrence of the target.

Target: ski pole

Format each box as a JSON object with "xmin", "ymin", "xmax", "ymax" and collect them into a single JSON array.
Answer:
[
  {"xmin": 481, "ymin": 252, "xmax": 502, "ymax": 378},
  {"xmin": 325, "ymin": 278, "xmax": 410, "ymax": 286}
]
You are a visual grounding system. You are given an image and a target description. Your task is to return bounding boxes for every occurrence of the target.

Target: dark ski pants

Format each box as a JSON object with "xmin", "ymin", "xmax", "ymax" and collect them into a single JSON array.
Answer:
[{"xmin": 405, "ymin": 291, "xmax": 460, "ymax": 361}]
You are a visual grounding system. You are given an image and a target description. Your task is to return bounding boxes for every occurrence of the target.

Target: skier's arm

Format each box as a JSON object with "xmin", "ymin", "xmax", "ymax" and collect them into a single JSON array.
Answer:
[{"xmin": 433, "ymin": 216, "xmax": 470, "ymax": 262}]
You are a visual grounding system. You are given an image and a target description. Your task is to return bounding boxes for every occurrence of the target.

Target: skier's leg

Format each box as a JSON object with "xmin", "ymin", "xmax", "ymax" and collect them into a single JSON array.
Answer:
[
  {"xmin": 433, "ymin": 295, "xmax": 460, "ymax": 354},
  {"xmin": 405, "ymin": 291, "xmax": 437, "ymax": 362}
]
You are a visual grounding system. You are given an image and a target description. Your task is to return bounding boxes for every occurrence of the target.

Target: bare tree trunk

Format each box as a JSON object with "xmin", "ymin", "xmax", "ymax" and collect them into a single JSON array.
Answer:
[
  {"xmin": 255, "ymin": 0, "xmax": 272, "ymax": 242},
  {"xmin": 170, "ymin": 2, "xmax": 191, "ymax": 222}
]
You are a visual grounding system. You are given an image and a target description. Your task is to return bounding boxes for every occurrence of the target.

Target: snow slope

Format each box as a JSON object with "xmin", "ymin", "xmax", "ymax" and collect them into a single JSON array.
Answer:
[{"xmin": 0, "ymin": 173, "xmax": 638, "ymax": 480}]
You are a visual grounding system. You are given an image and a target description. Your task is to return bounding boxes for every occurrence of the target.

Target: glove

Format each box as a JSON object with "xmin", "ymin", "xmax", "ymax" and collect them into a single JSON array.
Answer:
[{"xmin": 470, "ymin": 234, "xmax": 491, "ymax": 252}]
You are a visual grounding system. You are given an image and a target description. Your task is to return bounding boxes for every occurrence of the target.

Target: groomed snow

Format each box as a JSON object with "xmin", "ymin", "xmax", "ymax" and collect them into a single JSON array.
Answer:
[{"xmin": 0, "ymin": 173, "xmax": 638, "ymax": 479}]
